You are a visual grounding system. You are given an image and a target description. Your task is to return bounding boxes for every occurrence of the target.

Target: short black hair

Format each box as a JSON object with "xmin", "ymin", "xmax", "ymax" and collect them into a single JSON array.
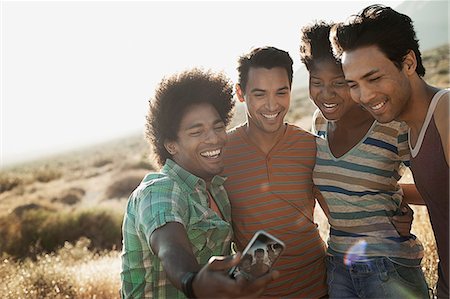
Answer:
[
  {"xmin": 330, "ymin": 4, "xmax": 425, "ymax": 76},
  {"xmin": 300, "ymin": 21, "xmax": 339, "ymax": 71},
  {"xmin": 146, "ymin": 68, "xmax": 235, "ymax": 167},
  {"xmin": 254, "ymin": 248, "xmax": 265, "ymax": 255},
  {"xmin": 237, "ymin": 46, "xmax": 293, "ymax": 92}
]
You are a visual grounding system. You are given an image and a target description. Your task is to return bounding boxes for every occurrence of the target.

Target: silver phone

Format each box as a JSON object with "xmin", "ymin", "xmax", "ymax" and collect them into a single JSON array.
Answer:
[{"xmin": 228, "ymin": 230, "xmax": 285, "ymax": 280}]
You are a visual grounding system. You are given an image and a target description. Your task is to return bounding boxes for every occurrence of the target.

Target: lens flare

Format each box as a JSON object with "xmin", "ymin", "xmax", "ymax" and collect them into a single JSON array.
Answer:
[{"xmin": 344, "ymin": 240, "xmax": 368, "ymax": 266}]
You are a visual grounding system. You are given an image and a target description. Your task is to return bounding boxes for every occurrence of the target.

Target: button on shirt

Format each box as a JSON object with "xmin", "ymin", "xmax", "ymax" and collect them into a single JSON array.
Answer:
[{"xmin": 120, "ymin": 159, "xmax": 233, "ymax": 299}]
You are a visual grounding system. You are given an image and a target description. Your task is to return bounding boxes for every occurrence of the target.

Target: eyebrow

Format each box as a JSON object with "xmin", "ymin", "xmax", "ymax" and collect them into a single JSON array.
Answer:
[
  {"xmin": 311, "ymin": 75, "xmax": 344, "ymax": 80},
  {"xmin": 277, "ymin": 86, "xmax": 290, "ymax": 91},
  {"xmin": 185, "ymin": 118, "xmax": 223, "ymax": 130},
  {"xmin": 250, "ymin": 88, "xmax": 266, "ymax": 93},
  {"xmin": 250, "ymin": 86, "xmax": 290, "ymax": 93},
  {"xmin": 345, "ymin": 68, "xmax": 379, "ymax": 83},
  {"xmin": 360, "ymin": 69, "xmax": 380, "ymax": 80}
]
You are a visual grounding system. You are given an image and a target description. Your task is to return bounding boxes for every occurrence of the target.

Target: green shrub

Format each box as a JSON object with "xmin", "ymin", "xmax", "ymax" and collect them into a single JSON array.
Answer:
[
  {"xmin": 0, "ymin": 172, "xmax": 23, "ymax": 193},
  {"xmin": 92, "ymin": 158, "xmax": 113, "ymax": 168},
  {"xmin": 51, "ymin": 187, "xmax": 85, "ymax": 205},
  {"xmin": 105, "ymin": 173, "xmax": 144, "ymax": 199},
  {"xmin": 0, "ymin": 208, "xmax": 123, "ymax": 259},
  {"xmin": 33, "ymin": 167, "xmax": 62, "ymax": 183}
]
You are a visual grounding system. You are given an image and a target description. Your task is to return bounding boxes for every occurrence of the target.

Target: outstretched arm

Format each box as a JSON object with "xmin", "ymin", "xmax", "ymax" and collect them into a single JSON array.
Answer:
[
  {"xmin": 150, "ymin": 222, "xmax": 202, "ymax": 291},
  {"xmin": 150, "ymin": 222, "xmax": 278, "ymax": 298}
]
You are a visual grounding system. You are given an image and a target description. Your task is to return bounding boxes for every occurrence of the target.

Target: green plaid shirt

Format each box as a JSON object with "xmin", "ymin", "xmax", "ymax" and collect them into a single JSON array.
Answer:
[{"xmin": 120, "ymin": 159, "xmax": 233, "ymax": 299}]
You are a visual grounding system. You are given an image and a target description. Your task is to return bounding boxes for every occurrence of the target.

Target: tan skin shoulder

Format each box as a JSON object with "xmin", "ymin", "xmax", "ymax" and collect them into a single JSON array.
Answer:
[{"xmin": 433, "ymin": 91, "xmax": 449, "ymax": 165}]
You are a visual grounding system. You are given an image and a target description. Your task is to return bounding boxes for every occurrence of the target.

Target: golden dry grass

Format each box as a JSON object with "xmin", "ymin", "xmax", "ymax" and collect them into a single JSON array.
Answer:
[
  {"xmin": 0, "ymin": 238, "xmax": 121, "ymax": 299},
  {"xmin": 0, "ymin": 206, "xmax": 438, "ymax": 298}
]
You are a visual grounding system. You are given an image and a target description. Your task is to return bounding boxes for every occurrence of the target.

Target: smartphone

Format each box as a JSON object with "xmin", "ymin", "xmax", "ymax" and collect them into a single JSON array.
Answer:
[{"xmin": 228, "ymin": 230, "xmax": 285, "ymax": 280}]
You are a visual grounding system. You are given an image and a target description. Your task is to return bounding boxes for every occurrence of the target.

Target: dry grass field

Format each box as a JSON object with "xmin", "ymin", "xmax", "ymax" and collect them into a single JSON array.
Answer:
[
  {"xmin": 0, "ymin": 135, "xmax": 153, "ymax": 298},
  {"xmin": 1, "ymin": 44, "xmax": 447, "ymax": 298},
  {"xmin": 0, "ymin": 149, "xmax": 439, "ymax": 298}
]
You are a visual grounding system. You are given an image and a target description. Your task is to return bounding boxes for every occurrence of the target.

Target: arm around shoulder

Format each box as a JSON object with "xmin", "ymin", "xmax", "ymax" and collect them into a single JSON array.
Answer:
[
  {"xmin": 400, "ymin": 183, "xmax": 425, "ymax": 205},
  {"xmin": 314, "ymin": 185, "xmax": 330, "ymax": 218}
]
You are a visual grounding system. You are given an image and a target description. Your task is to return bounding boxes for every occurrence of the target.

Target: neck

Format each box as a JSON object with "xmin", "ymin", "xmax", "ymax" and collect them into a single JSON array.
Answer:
[
  {"xmin": 397, "ymin": 77, "xmax": 439, "ymax": 133},
  {"xmin": 333, "ymin": 105, "xmax": 374, "ymax": 128},
  {"xmin": 205, "ymin": 180, "xmax": 211, "ymax": 190},
  {"xmin": 245, "ymin": 121, "xmax": 287, "ymax": 155}
]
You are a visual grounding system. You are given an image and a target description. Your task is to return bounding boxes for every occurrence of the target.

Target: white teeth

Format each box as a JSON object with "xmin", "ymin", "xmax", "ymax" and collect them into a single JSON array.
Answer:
[
  {"xmin": 262, "ymin": 112, "xmax": 278, "ymax": 119},
  {"xmin": 323, "ymin": 103, "xmax": 338, "ymax": 108},
  {"xmin": 371, "ymin": 101, "xmax": 386, "ymax": 110},
  {"xmin": 200, "ymin": 149, "xmax": 221, "ymax": 158}
]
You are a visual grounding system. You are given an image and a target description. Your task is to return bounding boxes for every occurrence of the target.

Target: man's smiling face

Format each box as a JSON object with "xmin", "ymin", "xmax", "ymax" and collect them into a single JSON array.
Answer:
[
  {"xmin": 342, "ymin": 45, "xmax": 412, "ymax": 123},
  {"xmin": 239, "ymin": 67, "xmax": 291, "ymax": 134}
]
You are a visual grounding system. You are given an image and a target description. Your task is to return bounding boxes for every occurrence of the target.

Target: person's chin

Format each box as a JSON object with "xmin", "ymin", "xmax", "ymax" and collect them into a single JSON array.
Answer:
[
  {"xmin": 205, "ymin": 164, "xmax": 224, "ymax": 177},
  {"xmin": 214, "ymin": 165, "xmax": 225, "ymax": 175},
  {"xmin": 372, "ymin": 112, "xmax": 395, "ymax": 123},
  {"xmin": 323, "ymin": 112, "xmax": 340, "ymax": 121},
  {"xmin": 262, "ymin": 120, "xmax": 284, "ymax": 132}
]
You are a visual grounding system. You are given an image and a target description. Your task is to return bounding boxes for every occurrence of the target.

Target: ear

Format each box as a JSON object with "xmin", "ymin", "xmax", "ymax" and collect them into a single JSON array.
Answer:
[
  {"xmin": 164, "ymin": 140, "xmax": 178, "ymax": 156},
  {"xmin": 402, "ymin": 50, "xmax": 417, "ymax": 75},
  {"xmin": 235, "ymin": 83, "xmax": 245, "ymax": 103}
]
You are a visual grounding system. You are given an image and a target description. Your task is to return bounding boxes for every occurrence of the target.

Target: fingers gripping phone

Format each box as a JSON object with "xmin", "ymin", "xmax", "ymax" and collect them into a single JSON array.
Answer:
[{"xmin": 228, "ymin": 230, "xmax": 285, "ymax": 280}]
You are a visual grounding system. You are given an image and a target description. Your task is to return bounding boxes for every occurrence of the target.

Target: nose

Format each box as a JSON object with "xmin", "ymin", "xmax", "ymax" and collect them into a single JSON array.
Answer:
[
  {"xmin": 358, "ymin": 85, "xmax": 376, "ymax": 104},
  {"xmin": 321, "ymin": 85, "xmax": 336, "ymax": 101},
  {"xmin": 205, "ymin": 128, "xmax": 220, "ymax": 144},
  {"xmin": 266, "ymin": 94, "xmax": 278, "ymax": 111}
]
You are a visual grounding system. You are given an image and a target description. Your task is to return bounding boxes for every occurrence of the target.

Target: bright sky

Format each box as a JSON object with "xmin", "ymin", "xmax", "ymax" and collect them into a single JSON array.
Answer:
[{"xmin": 1, "ymin": 0, "xmax": 403, "ymax": 168}]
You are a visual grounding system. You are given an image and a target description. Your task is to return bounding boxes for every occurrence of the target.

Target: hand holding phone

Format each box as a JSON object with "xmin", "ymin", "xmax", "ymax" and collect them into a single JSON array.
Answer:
[{"xmin": 228, "ymin": 230, "xmax": 285, "ymax": 280}]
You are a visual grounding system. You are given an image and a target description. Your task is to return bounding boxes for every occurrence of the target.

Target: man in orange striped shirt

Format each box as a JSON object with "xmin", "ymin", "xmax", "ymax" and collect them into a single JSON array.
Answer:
[{"xmin": 222, "ymin": 46, "xmax": 328, "ymax": 298}]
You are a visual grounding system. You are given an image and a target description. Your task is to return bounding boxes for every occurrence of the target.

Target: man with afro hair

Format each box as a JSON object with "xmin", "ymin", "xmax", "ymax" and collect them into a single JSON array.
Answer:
[{"xmin": 121, "ymin": 68, "xmax": 277, "ymax": 298}]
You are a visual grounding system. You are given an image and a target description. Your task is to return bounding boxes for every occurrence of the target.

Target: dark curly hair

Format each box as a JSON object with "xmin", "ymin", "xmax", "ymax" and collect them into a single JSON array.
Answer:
[
  {"xmin": 330, "ymin": 4, "xmax": 425, "ymax": 76},
  {"xmin": 146, "ymin": 68, "xmax": 235, "ymax": 167},
  {"xmin": 299, "ymin": 21, "xmax": 339, "ymax": 71},
  {"xmin": 237, "ymin": 46, "xmax": 293, "ymax": 93}
]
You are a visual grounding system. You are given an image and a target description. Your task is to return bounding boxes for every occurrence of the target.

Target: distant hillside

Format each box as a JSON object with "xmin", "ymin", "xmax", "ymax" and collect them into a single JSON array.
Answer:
[
  {"xmin": 421, "ymin": 44, "xmax": 450, "ymax": 87},
  {"xmin": 396, "ymin": 0, "xmax": 449, "ymax": 51}
]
